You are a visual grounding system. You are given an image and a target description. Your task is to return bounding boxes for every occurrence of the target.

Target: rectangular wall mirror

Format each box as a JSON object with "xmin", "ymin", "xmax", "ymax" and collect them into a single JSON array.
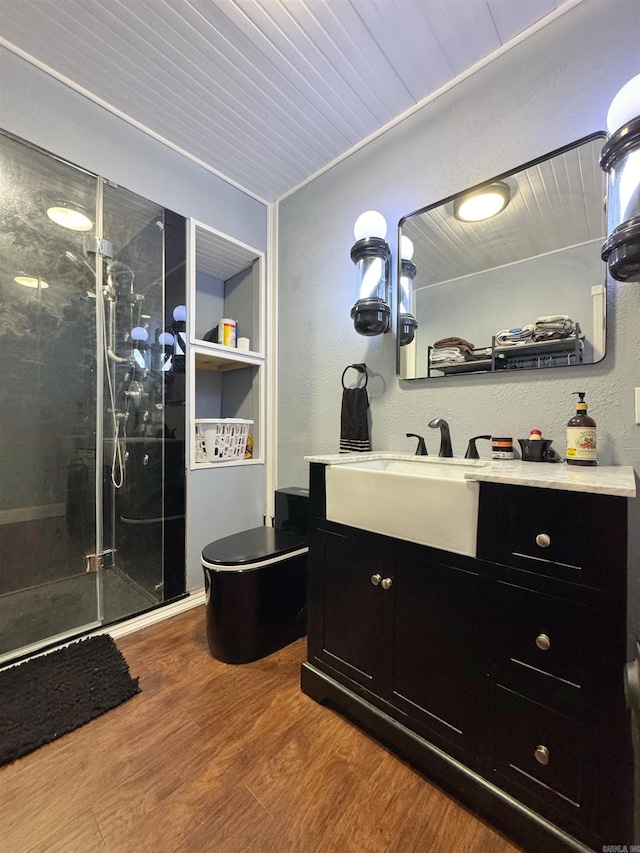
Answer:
[{"xmin": 397, "ymin": 132, "xmax": 608, "ymax": 380}]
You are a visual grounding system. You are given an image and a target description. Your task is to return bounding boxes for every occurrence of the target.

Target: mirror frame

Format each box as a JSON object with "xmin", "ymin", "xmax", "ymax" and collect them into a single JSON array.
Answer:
[{"xmin": 396, "ymin": 131, "xmax": 608, "ymax": 380}]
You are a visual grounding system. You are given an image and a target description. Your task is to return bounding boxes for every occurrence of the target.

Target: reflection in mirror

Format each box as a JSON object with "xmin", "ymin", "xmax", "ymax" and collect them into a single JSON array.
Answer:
[{"xmin": 397, "ymin": 133, "xmax": 608, "ymax": 380}]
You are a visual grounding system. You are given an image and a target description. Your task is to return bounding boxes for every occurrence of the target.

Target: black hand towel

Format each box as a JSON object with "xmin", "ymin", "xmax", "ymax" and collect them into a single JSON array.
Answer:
[{"xmin": 340, "ymin": 364, "xmax": 371, "ymax": 453}]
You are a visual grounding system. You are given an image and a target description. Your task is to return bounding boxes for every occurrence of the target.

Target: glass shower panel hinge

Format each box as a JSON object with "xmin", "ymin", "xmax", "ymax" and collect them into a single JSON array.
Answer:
[
  {"xmin": 85, "ymin": 549, "xmax": 115, "ymax": 573},
  {"xmin": 84, "ymin": 234, "xmax": 113, "ymax": 258}
]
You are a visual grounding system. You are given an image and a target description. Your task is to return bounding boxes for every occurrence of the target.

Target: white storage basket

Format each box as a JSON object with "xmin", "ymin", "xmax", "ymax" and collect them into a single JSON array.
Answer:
[{"xmin": 195, "ymin": 418, "xmax": 253, "ymax": 463}]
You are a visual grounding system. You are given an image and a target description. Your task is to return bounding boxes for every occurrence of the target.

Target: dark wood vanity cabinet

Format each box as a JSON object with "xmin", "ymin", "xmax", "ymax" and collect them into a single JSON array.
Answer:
[
  {"xmin": 477, "ymin": 483, "xmax": 632, "ymax": 848},
  {"xmin": 308, "ymin": 526, "xmax": 482, "ymax": 758},
  {"xmin": 302, "ymin": 467, "xmax": 633, "ymax": 853}
]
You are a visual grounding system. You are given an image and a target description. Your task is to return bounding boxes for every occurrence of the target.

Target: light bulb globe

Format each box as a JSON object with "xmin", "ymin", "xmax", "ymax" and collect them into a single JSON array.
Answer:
[
  {"xmin": 354, "ymin": 210, "xmax": 387, "ymax": 241},
  {"xmin": 607, "ymin": 74, "xmax": 640, "ymax": 134},
  {"xmin": 131, "ymin": 326, "xmax": 149, "ymax": 342},
  {"xmin": 400, "ymin": 236, "xmax": 414, "ymax": 261},
  {"xmin": 172, "ymin": 304, "xmax": 187, "ymax": 322}
]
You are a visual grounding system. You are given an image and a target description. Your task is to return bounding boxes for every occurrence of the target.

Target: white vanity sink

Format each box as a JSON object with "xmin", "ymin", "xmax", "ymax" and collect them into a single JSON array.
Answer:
[{"xmin": 325, "ymin": 456, "xmax": 486, "ymax": 557}]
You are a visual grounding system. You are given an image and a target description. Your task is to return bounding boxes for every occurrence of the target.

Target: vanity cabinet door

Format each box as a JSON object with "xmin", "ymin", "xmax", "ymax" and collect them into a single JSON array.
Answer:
[
  {"xmin": 307, "ymin": 527, "xmax": 388, "ymax": 694},
  {"xmin": 388, "ymin": 543, "xmax": 482, "ymax": 757}
]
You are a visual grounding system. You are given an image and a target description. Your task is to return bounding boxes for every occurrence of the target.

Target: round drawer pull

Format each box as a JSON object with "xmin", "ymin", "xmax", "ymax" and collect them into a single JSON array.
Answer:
[
  {"xmin": 534, "ymin": 745, "xmax": 550, "ymax": 765},
  {"xmin": 535, "ymin": 533, "xmax": 551, "ymax": 548},
  {"xmin": 371, "ymin": 574, "xmax": 382, "ymax": 586},
  {"xmin": 381, "ymin": 577, "xmax": 393, "ymax": 590},
  {"xmin": 536, "ymin": 633, "xmax": 551, "ymax": 651}
]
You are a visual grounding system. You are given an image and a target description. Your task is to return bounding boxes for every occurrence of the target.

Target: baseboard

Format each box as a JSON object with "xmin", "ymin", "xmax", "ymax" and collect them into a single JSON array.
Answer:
[
  {"xmin": 106, "ymin": 589, "xmax": 206, "ymax": 640},
  {"xmin": 301, "ymin": 662, "xmax": 594, "ymax": 853}
]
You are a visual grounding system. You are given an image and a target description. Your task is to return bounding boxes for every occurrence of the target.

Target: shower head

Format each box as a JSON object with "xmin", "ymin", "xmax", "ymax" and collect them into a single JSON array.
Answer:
[
  {"xmin": 65, "ymin": 250, "xmax": 95, "ymax": 277},
  {"xmin": 106, "ymin": 261, "xmax": 135, "ymax": 293}
]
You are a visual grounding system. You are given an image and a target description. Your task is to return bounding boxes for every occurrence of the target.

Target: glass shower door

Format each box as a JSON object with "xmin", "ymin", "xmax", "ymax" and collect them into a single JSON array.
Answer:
[
  {"xmin": 0, "ymin": 132, "xmax": 185, "ymax": 664},
  {"xmin": 0, "ymin": 132, "xmax": 101, "ymax": 661},
  {"xmin": 98, "ymin": 183, "xmax": 168, "ymax": 618}
]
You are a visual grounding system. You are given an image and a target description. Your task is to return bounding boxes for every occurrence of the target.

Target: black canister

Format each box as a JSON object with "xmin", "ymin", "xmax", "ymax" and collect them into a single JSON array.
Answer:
[{"xmin": 491, "ymin": 437, "xmax": 514, "ymax": 460}]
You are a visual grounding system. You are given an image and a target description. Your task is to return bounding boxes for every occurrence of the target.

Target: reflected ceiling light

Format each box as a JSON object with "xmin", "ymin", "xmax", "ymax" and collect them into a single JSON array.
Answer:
[
  {"xmin": 350, "ymin": 210, "xmax": 391, "ymax": 336},
  {"xmin": 14, "ymin": 274, "xmax": 49, "ymax": 289},
  {"xmin": 46, "ymin": 202, "xmax": 93, "ymax": 231},
  {"xmin": 453, "ymin": 182, "xmax": 511, "ymax": 222}
]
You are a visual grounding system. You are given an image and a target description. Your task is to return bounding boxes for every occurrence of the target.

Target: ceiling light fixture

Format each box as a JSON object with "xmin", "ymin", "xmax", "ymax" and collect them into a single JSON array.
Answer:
[
  {"xmin": 453, "ymin": 182, "xmax": 511, "ymax": 222},
  {"xmin": 46, "ymin": 202, "xmax": 93, "ymax": 232}
]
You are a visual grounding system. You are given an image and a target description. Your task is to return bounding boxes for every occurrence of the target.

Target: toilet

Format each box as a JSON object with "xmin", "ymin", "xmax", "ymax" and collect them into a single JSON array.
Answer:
[{"xmin": 201, "ymin": 487, "xmax": 309, "ymax": 664}]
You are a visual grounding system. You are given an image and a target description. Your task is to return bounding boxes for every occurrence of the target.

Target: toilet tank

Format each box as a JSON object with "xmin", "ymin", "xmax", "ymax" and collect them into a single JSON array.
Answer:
[{"xmin": 274, "ymin": 487, "xmax": 310, "ymax": 535}]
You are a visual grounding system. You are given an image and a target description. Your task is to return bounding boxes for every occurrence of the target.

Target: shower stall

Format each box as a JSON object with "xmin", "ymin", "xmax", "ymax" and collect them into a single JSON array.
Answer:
[{"xmin": 0, "ymin": 131, "xmax": 186, "ymax": 664}]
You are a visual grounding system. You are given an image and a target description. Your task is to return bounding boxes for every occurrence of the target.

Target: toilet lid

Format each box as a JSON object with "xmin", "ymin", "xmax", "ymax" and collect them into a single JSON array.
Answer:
[{"xmin": 201, "ymin": 526, "xmax": 308, "ymax": 568}]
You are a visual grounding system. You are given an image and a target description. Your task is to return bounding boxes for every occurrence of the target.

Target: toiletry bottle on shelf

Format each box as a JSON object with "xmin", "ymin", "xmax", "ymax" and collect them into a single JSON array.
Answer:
[{"xmin": 566, "ymin": 392, "xmax": 597, "ymax": 466}]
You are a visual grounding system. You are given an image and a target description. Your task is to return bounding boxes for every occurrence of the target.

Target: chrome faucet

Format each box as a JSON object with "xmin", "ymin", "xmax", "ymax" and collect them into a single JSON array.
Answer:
[{"xmin": 428, "ymin": 418, "xmax": 453, "ymax": 457}]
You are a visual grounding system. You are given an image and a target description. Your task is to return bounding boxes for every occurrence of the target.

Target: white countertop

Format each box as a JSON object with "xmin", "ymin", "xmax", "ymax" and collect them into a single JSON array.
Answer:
[{"xmin": 304, "ymin": 452, "xmax": 637, "ymax": 498}]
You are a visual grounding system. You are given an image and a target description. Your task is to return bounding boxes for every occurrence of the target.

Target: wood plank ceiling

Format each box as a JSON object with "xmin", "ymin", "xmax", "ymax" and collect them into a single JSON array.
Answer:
[{"xmin": 0, "ymin": 0, "xmax": 572, "ymax": 202}]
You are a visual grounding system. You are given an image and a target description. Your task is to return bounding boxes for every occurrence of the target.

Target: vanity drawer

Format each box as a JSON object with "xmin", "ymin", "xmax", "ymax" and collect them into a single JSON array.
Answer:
[
  {"xmin": 478, "ymin": 483, "xmax": 627, "ymax": 589},
  {"xmin": 494, "ymin": 582, "xmax": 597, "ymax": 697},
  {"xmin": 493, "ymin": 686, "xmax": 595, "ymax": 825}
]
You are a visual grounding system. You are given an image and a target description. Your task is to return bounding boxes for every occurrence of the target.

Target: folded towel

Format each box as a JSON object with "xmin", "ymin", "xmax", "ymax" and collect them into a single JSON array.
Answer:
[
  {"xmin": 533, "ymin": 315, "xmax": 576, "ymax": 341},
  {"xmin": 495, "ymin": 325, "xmax": 535, "ymax": 345},
  {"xmin": 535, "ymin": 314, "xmax": 572, "ymax": 325},
  {"xmin": 430, "ymin": 347, "xmax": 465, "ymax": 364},
  {"xmin": 433, "ymin": 336, "xmax": 475, "ymax": 353}
]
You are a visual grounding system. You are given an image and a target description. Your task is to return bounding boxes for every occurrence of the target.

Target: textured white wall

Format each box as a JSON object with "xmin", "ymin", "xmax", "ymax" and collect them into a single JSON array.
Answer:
[{"xmin": 277, "ymin": 0, "xmax": 640, "ymax": 650}]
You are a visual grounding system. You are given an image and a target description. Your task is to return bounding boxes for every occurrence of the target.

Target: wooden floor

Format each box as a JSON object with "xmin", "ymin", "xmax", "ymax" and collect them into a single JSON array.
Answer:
[{"xmin": 0, "ymin": 607, "xmax": 522, "ymax": 852}]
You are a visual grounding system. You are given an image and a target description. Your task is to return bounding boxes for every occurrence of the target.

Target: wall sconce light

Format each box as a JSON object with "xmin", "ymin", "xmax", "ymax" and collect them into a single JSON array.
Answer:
[
  {"xmin": 350, "ymin": 210, "xmax": 391, "ymax": 335},
  {"xmin": 453, "ymin": 182, "xmax": 510, "ymax": 222},
  {"xmin": 399, "ymin": 236, "xmax": 417, "ymax": 346},
  {"xmin": 46, "ymin": 201, "xmax": 93, "ymax": 232},
  {"xmin": 600, "ymin": 74, "xmax": 640, "ymax": 282}
]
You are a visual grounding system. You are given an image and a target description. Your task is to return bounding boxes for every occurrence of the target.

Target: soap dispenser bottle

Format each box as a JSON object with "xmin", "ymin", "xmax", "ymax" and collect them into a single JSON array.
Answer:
[{"xmin": 566, "ymin": 392, "xmax": 597, "ymax": 466}]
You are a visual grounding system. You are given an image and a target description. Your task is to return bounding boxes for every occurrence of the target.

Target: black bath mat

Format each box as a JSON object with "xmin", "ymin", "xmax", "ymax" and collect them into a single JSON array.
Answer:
[{"xmin": 0, "ymin": 634, "xmax": 140, "ymax": 767}]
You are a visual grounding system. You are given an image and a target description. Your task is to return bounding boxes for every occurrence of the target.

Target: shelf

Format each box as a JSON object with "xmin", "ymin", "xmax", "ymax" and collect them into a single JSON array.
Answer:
[
  {"xmin": 433, "ymin": 358, "xmax": 497, "ymax": 375},
  {"xmin": 495, "ymin": 335, "xmax": 583, "ymax": 359},
  {"xmin": 190, "ymin": 457, "xmax": 264, "ymax": 471},
  {"xmin": 193, "ymin": 340, "xmax": 264, "ymax": 372}
]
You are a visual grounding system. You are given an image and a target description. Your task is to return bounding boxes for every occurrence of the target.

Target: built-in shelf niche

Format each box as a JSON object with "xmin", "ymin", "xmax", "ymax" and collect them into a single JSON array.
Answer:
[{"xmin": 188, "ymin": 220, "xmax": 265, "ymax": 470}]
